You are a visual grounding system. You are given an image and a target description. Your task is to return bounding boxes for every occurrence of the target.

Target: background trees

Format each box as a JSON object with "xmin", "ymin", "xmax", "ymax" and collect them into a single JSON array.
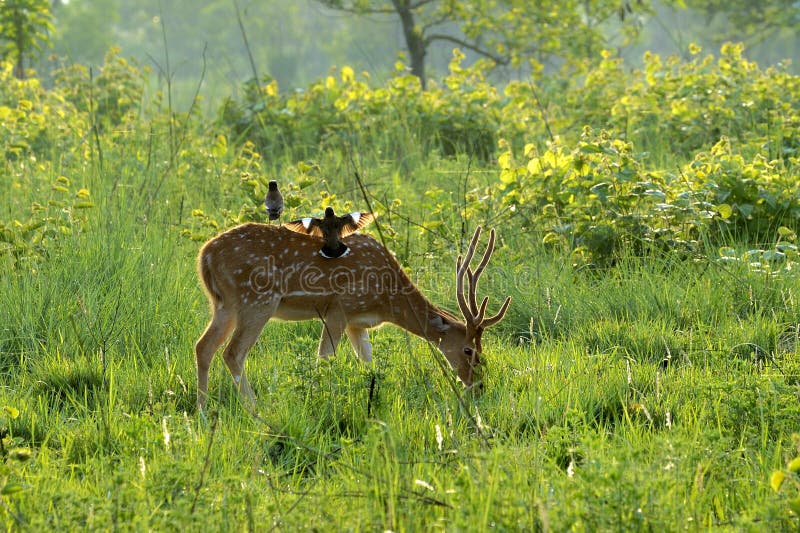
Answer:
[
  {"xmin": 316, "ymin": 0, "xmax": 657, "ymax": 88},
  {"xmin": 46, "ymin": 0, "xmax": 402, "ymax": 105},
  {"xmin": 0, "ymin": 0, "xmax": 797, "ymax": 99},
  {"xmin": 0, "ymin": 0, "xmax": 53, "ymax": 78}
]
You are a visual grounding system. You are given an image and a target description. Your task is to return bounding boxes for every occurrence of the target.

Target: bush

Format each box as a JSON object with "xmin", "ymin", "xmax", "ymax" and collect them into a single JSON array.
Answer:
[
  {"xmin": 494, "ymin": 128, "xmax": 800, "ymax": 267},
  {"xmin": 216, "ymin": 51, "xmax": 504, "ymax": 162}
]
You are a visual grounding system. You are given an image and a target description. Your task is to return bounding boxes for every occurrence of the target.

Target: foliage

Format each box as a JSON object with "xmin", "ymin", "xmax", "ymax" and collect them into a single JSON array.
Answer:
[
  {"xmin": 317, "ymin": 0, "xmax": 657, "ymax": 87},
  {"xmin": 218, "ymin": 41, "xmax": 800, "ymax": 167},
  {"xmin": 218, "ymin": 50, "xmax": 502, "ymax": 163},
  {"xmin": 53, "ymin": 48, "xmax": 148, "ymax": 129},
  {"xmin": 494, "ymin": 127, "xmax": 800, "ymax": 267},
  {"xmin": 685, "ymin": 137, "xmax": 800, "ymax": 239},
  {"xmin": 0, "ymin": 0, "xmax": 53, "ymax": 78},
  {"xmin": 48, "ymin": 0, "xmax": 117, "ymax": 65},
  {"xmin": 488, "ymin": 43, "xmax": 800, "ymax": 266},
  {"xmin": 0, "ymin": 59, "xmax": 83, "ymax": 159},
  {"xmin": 0, "ymin": 47, "xmax": 157, "ymax": 269},
  {"xmin": 0, "ymin": 406, "xmax": 30, "ymax": 501},
  {"xmin": 4, "ymin": 36, "xmax": 800, "ymax": 530},
  {"xmin": 771, "ymin": 433, "xmax": 800, "ymax": 520},
  {"xmin": 544, "ymin": 42, "xmax": 800, "ymax": 157},
  {"xmin": 0, "ymin": 175, "xmax": 94, "ymax": 270},
  {"xmin": 497, "ymin": 128, "xmax": 674, "ymax": 266},
  {"xmin": 684, "ymin": 0, "xmax": 800, "ymax": 45},
  {"xmin": 47, "ymin": 0, "xmax": 403, "ymax": 105}
]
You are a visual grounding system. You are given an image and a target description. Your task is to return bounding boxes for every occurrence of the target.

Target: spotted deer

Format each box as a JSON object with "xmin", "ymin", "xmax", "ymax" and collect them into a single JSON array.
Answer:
[{"xmin": 194, "ymin": 223, "xmax": 511, "ymax": 410}]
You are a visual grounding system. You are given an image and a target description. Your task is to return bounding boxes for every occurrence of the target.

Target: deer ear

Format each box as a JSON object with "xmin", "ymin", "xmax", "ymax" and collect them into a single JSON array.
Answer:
[{"xmin": 429, "ymin": 315, "xmax": 451, "ymax": 333}]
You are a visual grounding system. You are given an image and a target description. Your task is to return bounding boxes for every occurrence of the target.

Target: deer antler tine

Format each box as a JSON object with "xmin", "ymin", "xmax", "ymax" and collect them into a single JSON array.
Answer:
[
  {"xmin": 472, "ymin": 228, "xmax": 496, "ymax": 280},
  {"xmin": 467, "ymin": 227, "xmax": 499, "ymax": 319},
  {"xmin": 463, "ymin": 226, "xmax": 482, "ymax": 267},
  {"xmin": 456, "ymin": 226, "xmax": 512, "ymax": 331},
  {"xmin": 482, "ymin": 296, "xmax": 512, "ymax": 329},
  {"xmin": 457, "ymin": 227, "xmax": 483, "ymax": 325},
  {"xmin": 476, "ymin": 296, "xmax": 489, "ymax": 325},
  {"xmin": 467, "ymin": 266, "xmax": 479, "ymax": 315},
  {"xmin": 456, "ymin": 255, "xmax": 472, "ymax": 321}
]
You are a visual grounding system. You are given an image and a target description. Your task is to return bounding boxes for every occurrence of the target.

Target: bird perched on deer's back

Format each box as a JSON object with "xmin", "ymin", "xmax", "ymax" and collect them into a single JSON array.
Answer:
[
  {"xmin": 264, "ymin": 180, "xmax": 283, "ymax": 222},
  {"xmin": 284, "ymin": 206, "xmax": 376, "ymax": 258}
]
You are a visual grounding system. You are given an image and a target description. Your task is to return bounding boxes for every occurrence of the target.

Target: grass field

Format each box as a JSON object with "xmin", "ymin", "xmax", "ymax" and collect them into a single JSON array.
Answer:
[{"xmin": 2, "ymin": 55, "xmax": 800, "ymax": 530}]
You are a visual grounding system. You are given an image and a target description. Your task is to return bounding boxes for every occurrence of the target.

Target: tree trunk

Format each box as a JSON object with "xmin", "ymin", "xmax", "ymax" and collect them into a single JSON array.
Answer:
[
  {"xmin": 392, "ymin": 0, "xmax": 427, "ymax": 89},
  {"xmin": 14, "ymin": 16, "xmax": 25, "ymax": 79},
  {"xmin": 15, "ymin": 54, "xmax": 24, "ymax": 79}
]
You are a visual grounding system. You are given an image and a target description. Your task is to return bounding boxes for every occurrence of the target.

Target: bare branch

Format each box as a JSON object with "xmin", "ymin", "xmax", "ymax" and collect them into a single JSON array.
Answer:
[
  {"xmin": 316, "ymin": 0, "xmax": 394, "ymax": 15},
  {"xmin": 424, "ymin": 33, "xmax": 510, "ymax": 65},
  {"xmin": 410, "ymin": 0, "xmax": 439, "ymax": 9}
]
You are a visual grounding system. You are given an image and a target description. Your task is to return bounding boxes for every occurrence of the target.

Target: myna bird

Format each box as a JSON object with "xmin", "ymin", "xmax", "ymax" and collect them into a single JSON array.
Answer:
[
  {"xmin": 264, "ymin": 180, "xmax": 283, "ymax": 222},
  {"xmin": 284, "ymin": 206, "xmax": 376, "ymax": 258}
]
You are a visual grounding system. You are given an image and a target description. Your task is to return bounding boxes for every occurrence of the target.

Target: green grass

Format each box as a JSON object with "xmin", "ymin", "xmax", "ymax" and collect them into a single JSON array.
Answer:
[
  {"xmin": 3, "ymin": 173, "xmax": 800, "ymax": 530},
  {"xmin": 2, "ymin": 89, "xmax": 800, "ymax": 531}
]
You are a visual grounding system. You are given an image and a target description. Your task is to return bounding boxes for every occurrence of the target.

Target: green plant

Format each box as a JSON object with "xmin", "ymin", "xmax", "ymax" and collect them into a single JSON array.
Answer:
[
  {"xmin": 217, "ymin": 52, "xmax": 505, "ymax": 162},
  {"xmin": 0, "ymin": 0, "xmax": 53, "ymax": 79},
  {"xmin": 1, "ymin": 406, "xmax": 31, "ymax": 500},
  {"xmin": 53, "ymin": 47, "xmax": 147, "ymax": 129},
  {"xmin": 4, "ymin": 32, "xmax": 800, "ymax": 531},
  {"xmin": 770, "ymin": 434, "xmax": 800, "ymax": 520}
]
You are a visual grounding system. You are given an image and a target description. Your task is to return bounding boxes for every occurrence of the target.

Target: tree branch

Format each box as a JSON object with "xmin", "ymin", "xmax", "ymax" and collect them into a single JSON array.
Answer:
[
  {"xmin": 410, "ymin": 0, "xmax": 439, "ymax": 9},
  {"xmin": 315, "ymin": 0, "xmax": 394, "ymax": 15},
  {"xmin": 421, "ymin": 6, "xmax": 454, "ymax": 32},
  {"xmin": 425, "ymin": 33, "xmax": 510, "ymax": 65}
]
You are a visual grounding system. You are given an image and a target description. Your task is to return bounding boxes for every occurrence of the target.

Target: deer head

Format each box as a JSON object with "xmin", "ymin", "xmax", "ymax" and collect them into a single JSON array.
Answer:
[
  {"xmin": 445, "ymin": 226, "xmax": 512, "ymax": 388},
  {"xmin": 194, "ymin": 223, "xmax": 511, "ymax": 410}
]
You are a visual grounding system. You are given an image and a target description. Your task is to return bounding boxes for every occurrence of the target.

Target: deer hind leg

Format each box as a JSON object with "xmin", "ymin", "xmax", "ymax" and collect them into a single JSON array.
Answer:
[
  {"xmin": 195, "ymin": 306, "xmax": 237, "ymax": 411},
  {"xmin": 221, "ymin": 307, "xmax": 273, "ymax": 410},
  {"xmin": 317, "ymin": 311, "xmax": 347, "ymax": 360},
  {"xmin": 346, "ymin": 326, "xmax": 372, "ymax": 362}
]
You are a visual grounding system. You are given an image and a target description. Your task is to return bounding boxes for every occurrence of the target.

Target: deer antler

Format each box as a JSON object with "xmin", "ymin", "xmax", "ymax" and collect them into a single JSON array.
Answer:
[{"xmin": 457, "ymin": 227, "xmax": 512, "ymax": 330}]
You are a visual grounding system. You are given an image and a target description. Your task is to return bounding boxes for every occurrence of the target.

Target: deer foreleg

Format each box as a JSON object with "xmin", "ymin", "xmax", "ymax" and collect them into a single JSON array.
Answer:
[
  {"xmin": 318, "ymin": 311, "xmax": 347, "ymax": 359},
  {"xmin": 346, "ymin": 326, "xmax": 373, "ymax": 362}
]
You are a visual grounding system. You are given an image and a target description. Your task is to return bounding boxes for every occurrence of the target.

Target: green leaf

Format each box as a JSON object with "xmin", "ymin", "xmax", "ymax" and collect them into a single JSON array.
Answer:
[
  {"xmin": 788, "ymin": 456, "xmax": 800, "ymax": 473},
  {"xmin": 770, "ymin": 470, "xmax": 785, "ymax": 492},
  {"xmin": 580, "ymin": 143, "xmax": 603, "ymax": 154},
  {"xmin": 642, "ymin": 189, "xmax": 666, "ymax": 201},
  {"xmin": 542, "ymin": 232, "xmax": 562, "ymax": 245},
  {"xmin": 0, "ymin": 483, "xmax": 24, "ymax": 496},
  {"xmin": 497, "ymin": 151, "xmax": 512, "ymax": 170},
  {"xmin": 716, "ymin": 203, "xmax": 733, "ymax": 219},
  {"xmin": 737, "ymin": 203, "xmax": 754, "ymax": 218},
  {"xmin": 778, "ymin": 226, "xmax": 796, "ymax": 240},
  {"xmin": 789, "ymin": 495, "xmax": 800, "ymax": 515},
  {"xmin": 500, "ymin": 168, "xmax": 517, "ymax": 184},
  {"xmin": 762, "ymin": 250, "xmax": 785, "ymax": 262},
  {"xmin": 3, "ymin": 406, "xmax": 19, "ymax": 419}
]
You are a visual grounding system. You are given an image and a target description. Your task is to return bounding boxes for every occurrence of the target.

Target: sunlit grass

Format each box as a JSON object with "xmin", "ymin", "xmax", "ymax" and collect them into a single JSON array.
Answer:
[
  {"xmin": 3, "ymin": 192, "xmax": 800, "ymax": 528},
  {"xmin": 2, "ymin": 96, "xmax": 800, "ymax": 531}
]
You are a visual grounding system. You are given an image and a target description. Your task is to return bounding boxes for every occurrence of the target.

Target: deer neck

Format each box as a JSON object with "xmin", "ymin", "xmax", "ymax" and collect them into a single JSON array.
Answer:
[{"xmin": 381, "ymin": 279, "xmax": 466, "ymax": 345}]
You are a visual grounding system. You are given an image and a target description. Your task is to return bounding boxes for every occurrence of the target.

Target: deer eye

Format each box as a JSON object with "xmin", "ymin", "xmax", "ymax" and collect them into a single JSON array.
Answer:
[{"xmin": 463, "ymin": 347, "xmax": 474, "ymax": 356}]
